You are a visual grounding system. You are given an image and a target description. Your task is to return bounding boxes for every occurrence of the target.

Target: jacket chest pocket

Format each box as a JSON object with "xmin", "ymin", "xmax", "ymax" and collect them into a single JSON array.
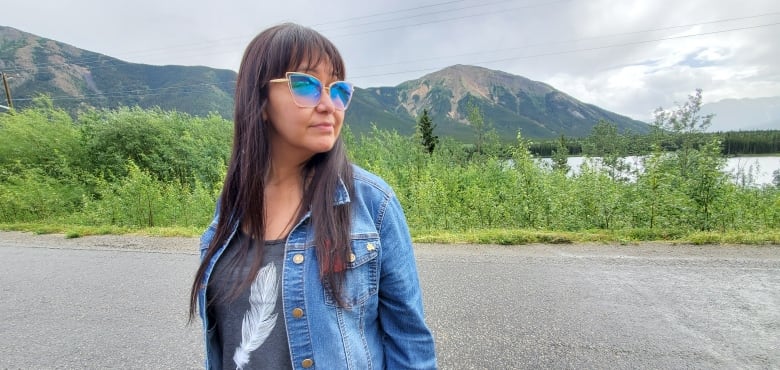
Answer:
[{"xmin": 323, "ymin": 237, "xmax": 380, "ymax": 308}]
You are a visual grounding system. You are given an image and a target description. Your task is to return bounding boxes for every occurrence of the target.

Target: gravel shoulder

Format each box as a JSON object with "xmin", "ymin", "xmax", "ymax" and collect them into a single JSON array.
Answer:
[
  {"xmin": 0, "ymin": 231, "xmax": 201, "ymax": 254},
  {"xmin": 1, "ymin": 231, "xmax": 778, "ymax": 260}
]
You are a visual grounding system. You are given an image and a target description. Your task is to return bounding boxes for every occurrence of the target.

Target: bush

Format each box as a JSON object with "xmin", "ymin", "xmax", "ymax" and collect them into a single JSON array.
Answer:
[{"xmin": 0, "ymin": 103, "xmax": 778, "ymax": 236}]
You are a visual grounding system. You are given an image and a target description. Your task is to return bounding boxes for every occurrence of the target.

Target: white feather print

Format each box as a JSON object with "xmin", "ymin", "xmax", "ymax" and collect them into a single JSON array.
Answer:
[{"xmin": 233, "ymin": 262, "xmax": 279, "ymax": 370}]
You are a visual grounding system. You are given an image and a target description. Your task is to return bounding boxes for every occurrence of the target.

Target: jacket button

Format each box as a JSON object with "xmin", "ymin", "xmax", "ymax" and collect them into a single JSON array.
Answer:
[
  {"xmin": 292, "ymin": 308, "xmax": 304, "ymax": 318},
  {"xmin": 366, "ymin": 243, "xmax": 376, "ymax": 251},
  {"xmin": 301, "ymin": 358, "xmax": 314, "ymax": 368},
  {"xmin": 349, "ymin": 253, "xmax": 356, "ymax": 263},
  {"xmin": 292, "ymin": 254, "xmax": 304, "ymax": 264}
]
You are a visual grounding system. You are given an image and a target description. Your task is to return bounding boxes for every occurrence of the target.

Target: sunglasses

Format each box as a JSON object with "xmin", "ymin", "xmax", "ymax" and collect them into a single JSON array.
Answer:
[{"xmin": 270, "ymin": 72, "xmax": 354, "ymax": 111}]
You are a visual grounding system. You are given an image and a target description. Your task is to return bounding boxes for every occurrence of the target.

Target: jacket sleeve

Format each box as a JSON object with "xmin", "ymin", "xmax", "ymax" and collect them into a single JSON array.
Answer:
[
  {"xmin": 377, "ymin": 193, "xmax": 438, "ymax": 369},
  {"xmin": 199, "ymin": 198, "xmax": 221, "ymax": 260}
]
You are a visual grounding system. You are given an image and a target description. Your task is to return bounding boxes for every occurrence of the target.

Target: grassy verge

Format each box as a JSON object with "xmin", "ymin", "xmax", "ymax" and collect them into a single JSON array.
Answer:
[
  {"xmin": 2, "ymin": 223, "xmax": 778, "ymax": 245},
  {"xmin": 0, "ymin": 223, "xmax": 202, "ymax": 239},
  {"xmin": 411, "ymin": 228, "xmax": 780, "ymax": 245}
]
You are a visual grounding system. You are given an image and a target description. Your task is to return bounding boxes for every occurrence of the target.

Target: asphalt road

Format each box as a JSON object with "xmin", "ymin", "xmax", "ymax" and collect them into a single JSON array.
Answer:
[{"xmin": 1, "ymin": 233, "xmax": 778, "ymax": 369}]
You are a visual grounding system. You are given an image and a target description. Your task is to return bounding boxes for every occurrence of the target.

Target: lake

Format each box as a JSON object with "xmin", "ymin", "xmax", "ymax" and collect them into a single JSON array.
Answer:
[{"xmin": 539, "ymin": 155, "xmax": 780, "ymax": 186}]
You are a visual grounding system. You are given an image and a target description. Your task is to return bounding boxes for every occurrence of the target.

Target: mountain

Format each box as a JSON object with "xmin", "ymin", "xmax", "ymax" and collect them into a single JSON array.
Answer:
[
  {"xmin": 349, "ymin": 65, "xmax": 650, "ymax": 140},
  {"xmin": 0, "ymin": 26, "xmax": 235, "ymax": 117},
  {"xmin": 701, "ymin": 97, "xmax": 780, "ymax": 132},
  {"xmin": 1, "ymin": 26, "xmax": 650, "ymax": 140}
]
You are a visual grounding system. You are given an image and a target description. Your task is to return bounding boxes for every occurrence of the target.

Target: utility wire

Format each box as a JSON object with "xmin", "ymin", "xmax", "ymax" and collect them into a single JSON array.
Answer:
[
  {"xmin": 350, "ymin": 21, "xmax": 780, "ymax": 80},
  {"xmin": 350, "ymin": 11, "xmax": 780, "ymax": 71},
  {"xmin": 5, "ymin": 0, "xmax": 569, "ymax": 73},
  {"xmin": 6, "ymin": 6, "xmax": 776, "ymax": 74},
  {"xmin": 325, "ymin": 0, "xmax": 571, "ymax": 38},
  {"xmin": 10, "ymin": 7, "xmax": 776, "ymax": 76},
  {"xmin": 314, "ymin": 0, "xmax": 523, "ymax": 32},
  {"xmin": 309, "ymin": 0, "xmax": 473, "ymax": 27},
  {"xmin": 3, "ymin": 0, "xmax": 480, "ymax": 72},
  {"xmin": 13, "ymin": 21, "xmax": 779, "ymax": 103},
  {"xmin": 14, "ymin": 80, "xmax": 235, "ymax": 102}
]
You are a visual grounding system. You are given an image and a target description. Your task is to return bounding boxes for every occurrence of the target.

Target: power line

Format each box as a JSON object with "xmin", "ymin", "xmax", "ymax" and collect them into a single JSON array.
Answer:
[
  {"xmin": 4, "ymin": 0, "xmax": 568, "ymax": 74},
  {"xmin": 13, "ymin": 20, "xmax": 779, "ymax": 103},
  {"xmin": 314, "ymin": 0, "xmax": 521, "ymax": 32},
  {"xmin": 14, "ymin": 80, "xmax": 235, "ymax": 102},
  {"xmin": 349, "ymin": 11, "xmax": 780, "ymax": 72},
  {"xmin": 325, "ymin": 0, "xmax": 572, "ymax": 38},
  {"xmin": 1, "ymin": 35, "xmax": 245, "ymax": 73},
  {"xmin": 349, "ymin": 21, "xmax": 780, "ymax": 79},
  {"xmin": 309, "ymin": 0, "xmax": 473, "ymax": 27},
  {"xmin": 3, "ymin": 0, "xmax": 480, "ymax": 73},
  {"xmin": 9, "ymin": 7, "xmax": 775, "ymax": 79}
]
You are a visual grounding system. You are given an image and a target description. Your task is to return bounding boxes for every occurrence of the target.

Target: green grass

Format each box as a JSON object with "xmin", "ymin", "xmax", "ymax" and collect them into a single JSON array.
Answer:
[
  {"xmin": 0, "ymin": 223, "xmax": 201, "ymax": 238},
  {"xmin": 2, "ymin": 222, "xmax": 778, "ymax": 245},
  {"xmin": 410, "ymin": 227, "xmax": 780, "ymax": 245},
  {"xmin": 687, "ymin": 230, "xmax": 780, "ymax": 245}
]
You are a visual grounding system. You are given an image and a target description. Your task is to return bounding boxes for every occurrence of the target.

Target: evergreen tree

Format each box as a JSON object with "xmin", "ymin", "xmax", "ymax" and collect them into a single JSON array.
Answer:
[
  {"xmin": 467, "ymin": 103, "xmax": 486, "ymax": 155},
  {"xmin": 417, "ymin": 109, "xmax": 438, "ymax": 155}
]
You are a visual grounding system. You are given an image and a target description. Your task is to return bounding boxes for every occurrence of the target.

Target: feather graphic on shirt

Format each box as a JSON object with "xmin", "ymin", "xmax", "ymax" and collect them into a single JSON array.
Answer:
[{"xmin": 233, "ymin": 262, "xmax": 279, "ymax": 370}]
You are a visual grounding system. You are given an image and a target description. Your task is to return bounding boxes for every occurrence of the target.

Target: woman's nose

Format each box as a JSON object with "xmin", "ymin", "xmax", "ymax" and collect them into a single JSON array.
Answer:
[{"xmin": 315, "ymin": 88, "xmax": 337, "ymax": 113}]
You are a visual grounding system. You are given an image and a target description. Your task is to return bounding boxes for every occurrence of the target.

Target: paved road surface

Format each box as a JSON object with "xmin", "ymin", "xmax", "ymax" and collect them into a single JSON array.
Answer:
[{"xmin": 1, "ymin": 233, "xmax": 778, "ymax": 369}]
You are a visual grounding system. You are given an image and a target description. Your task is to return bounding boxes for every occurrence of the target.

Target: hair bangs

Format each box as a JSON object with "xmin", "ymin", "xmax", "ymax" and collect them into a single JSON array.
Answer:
[{"xmin": 282, "ymin": 27, "xmax": 346, "ymax": 80}]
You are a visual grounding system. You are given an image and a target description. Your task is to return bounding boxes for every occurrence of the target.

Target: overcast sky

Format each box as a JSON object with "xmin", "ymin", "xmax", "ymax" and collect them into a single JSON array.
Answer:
[{"xmin": 3, "ymin": 0, "xmax": 779, "ymax": 121}]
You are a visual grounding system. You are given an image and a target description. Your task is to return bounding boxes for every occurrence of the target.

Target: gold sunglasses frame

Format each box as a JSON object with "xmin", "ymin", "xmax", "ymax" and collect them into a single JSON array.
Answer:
[{"xmin": 269, "ymin": 72, "xmax": 354, "ymax": 111}]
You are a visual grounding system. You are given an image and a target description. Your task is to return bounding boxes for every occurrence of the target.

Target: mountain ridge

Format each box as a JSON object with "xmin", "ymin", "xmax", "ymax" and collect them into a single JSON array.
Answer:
[
  {"xmin": 1, "ymin": 25, "xmax": 652, "ymax": 140},
  {"xmin": 701, "ymin": 96, "xmax": 780, "ymax": 132},
  {"xmin": 352, "ymin": 64, "xmax": 650, "ymax": 139},
  {"xmin": 0, "ymin": 25, "xmax": 236, "ymax": 117}
]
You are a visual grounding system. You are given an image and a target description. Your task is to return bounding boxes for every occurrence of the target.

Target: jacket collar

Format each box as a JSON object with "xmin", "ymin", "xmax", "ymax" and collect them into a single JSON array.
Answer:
[{"xmin": 334, "ymin": 177, "xmax": 350, "ymax": 206}]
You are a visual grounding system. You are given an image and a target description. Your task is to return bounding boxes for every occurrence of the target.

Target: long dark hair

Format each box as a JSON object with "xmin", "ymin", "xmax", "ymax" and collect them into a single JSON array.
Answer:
[{"xmin": 189, "ymin": 23, "xmax": 354, "ymax": 320}]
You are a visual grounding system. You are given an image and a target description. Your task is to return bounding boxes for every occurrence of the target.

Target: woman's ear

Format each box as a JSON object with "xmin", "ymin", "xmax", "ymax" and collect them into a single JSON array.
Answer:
[{"xmin": 262, "ymin": 109, "xmax": 268, "ymax": 121}]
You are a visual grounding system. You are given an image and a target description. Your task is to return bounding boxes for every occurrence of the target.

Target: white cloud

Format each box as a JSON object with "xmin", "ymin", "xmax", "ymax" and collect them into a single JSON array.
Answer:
[{"xmin": 3, "ymin": 0, "xmax": 779, "ymax": 122}]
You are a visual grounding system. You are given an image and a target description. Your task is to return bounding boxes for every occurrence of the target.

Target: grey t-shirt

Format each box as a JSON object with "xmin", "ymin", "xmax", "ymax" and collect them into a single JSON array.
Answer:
[{"xmin": 208, "ymin": 231, "xmax": 292, "ymax": 370}]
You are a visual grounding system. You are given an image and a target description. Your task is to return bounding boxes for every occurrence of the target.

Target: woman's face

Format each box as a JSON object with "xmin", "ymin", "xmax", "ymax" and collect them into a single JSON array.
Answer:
[{"xmin": 265, "ymin": 61, "xmax": 345, "ymax": 162}]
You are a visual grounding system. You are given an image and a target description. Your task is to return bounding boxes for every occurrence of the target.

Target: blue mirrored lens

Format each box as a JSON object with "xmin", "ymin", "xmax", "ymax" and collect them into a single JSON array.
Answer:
[
  {"xmin": 286, "ymin": 73, "xmax": 353, "ymax": 110},
  {"xmin": 330, "ymin": 82, "xmax": 353, "ymax": 110},
  {"xmin": 288, "ymin": 74, "xmax": 321, "ymax": 106}
]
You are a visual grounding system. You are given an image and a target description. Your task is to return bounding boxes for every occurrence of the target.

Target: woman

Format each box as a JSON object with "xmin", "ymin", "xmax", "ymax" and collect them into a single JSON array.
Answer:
[{"xmin": 188, "ymin": 23, "xmax": 437, "ymax": 370}]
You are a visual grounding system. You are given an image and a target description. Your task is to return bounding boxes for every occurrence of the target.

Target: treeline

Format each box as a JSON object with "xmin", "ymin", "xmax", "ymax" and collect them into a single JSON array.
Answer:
[
  {"xmin": 529, "ymin": 130, "xmax": 780, "ymax": 157},
  {"xmin": 721, "ymin": 130, "xmax": 780, "ymax": 155},
  {"xmin": 1, "ymin": 95, "xmax": 778, "ymax": 235}
]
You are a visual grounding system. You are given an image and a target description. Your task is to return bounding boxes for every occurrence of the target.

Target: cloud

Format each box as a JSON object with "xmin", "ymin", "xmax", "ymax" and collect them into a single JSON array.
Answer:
[{"xmin": 3, "ymin": 0, "xmax": 779, "ymax": 122}]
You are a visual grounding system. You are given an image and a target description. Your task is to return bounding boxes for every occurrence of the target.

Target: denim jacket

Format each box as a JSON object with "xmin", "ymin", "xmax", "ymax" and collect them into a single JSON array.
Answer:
[{"xmin": 197, "ymin": 165, "xmax": 438, "ymax": 369}]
